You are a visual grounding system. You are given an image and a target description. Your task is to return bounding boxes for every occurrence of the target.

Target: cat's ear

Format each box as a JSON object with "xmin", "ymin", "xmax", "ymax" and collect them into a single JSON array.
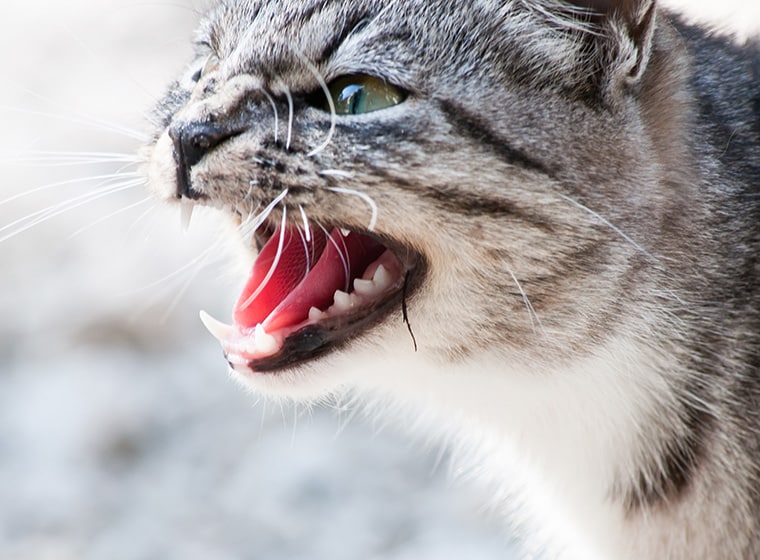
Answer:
[{"xmin": 566, "ymin": 0, "xmax": 657, "ymax": 102}]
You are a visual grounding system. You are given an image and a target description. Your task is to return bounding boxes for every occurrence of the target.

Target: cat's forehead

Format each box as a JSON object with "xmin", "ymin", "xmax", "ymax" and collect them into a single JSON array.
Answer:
[
  {"xmin": 195, "ymin": 0, "xmax": 589, "ymax": 94},
  {"xmin": 200, "ymin": 0, "xmax": 389, "ymax": 69}
]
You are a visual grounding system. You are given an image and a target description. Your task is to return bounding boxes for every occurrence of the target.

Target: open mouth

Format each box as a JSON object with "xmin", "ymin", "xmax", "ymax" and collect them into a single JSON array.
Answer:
[{"xmin": 200, "ymin": 224, "xmax": 420, "ymax": 373}]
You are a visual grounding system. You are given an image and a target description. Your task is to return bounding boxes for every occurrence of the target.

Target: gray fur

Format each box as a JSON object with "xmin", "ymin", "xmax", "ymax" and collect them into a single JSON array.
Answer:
[{"xmin": 145, "ymin": 1, "xmax": 760, "ymax": 558}]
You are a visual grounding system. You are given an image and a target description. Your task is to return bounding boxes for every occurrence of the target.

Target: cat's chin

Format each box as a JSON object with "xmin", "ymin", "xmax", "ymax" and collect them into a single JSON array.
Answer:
[{"xmin": 200, "ymin": 224, "xmax": 423, "ymax": 378}]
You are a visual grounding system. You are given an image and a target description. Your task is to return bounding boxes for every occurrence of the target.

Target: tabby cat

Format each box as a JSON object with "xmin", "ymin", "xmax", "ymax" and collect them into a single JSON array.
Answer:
[{"xmin": 145, "ymin": 0, "xmax": 760, "ymax": 558}]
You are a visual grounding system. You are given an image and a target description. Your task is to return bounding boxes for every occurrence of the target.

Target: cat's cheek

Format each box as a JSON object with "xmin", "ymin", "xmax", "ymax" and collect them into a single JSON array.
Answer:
[{"xmin": 144, "ymin": 132, "xmax": 178, "ymax": 201}]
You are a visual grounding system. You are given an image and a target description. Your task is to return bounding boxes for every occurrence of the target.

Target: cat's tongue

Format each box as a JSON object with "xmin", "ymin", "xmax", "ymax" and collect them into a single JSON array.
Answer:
[{"xmin": 233, "ymin": 227, "xmax": 386, "ymax": 333}]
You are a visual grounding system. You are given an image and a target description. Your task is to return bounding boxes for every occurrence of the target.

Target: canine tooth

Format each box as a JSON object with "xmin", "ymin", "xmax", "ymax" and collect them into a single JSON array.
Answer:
[
  {"xmin": 199, "ymin": 311, "xmax": 235, "ymax": 342},
  {"xmin": 180, "ymin": 200, "xmax": 195, "ymax": 232},
  {"xmin": 372, "ymin": 265, "xmax": 392, "ymax": 289},
  {"xmin": 340, "ymin": 228, "xmax": 351, "ymax": 237},
  {"xmin": 353, "ymin": 278, "xmax": 375, "ymax": 296},
  {"xmin": 309, "ymin": 307, "xmax": 327, "ymax": 322},
  {"xmin": 333, "ymin": 290, "xmax": 352, "ymax": 310},
  {"xmin": 254, "ymin": 324, "xmax": 279, "ymax": 355}
]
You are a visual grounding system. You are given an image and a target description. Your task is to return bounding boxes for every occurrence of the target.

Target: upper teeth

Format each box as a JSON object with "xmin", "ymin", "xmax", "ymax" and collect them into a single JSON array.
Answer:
[
  {"xmin": 200, "ymin": 310, "xmax": 234, "ymax": 342},
  {"xmin": 372, "ymin": 265, "xmax": 392, "ymax": 290},
  {"xmin": 180, "ymin": 200, "xmax": 195, "ymax": 232},
  {"xmin": 332, "ymin": 290, "xmax": 354, "ymax": 310},
  {"xmin": 253, "ymin": 324, "xmax": 279, "ymax": 356}
]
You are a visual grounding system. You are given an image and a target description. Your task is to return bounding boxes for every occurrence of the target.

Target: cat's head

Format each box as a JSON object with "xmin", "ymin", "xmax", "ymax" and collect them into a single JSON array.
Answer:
[{"xmin": 146, "ymin": 0, "xmax": 688, "ymax": 399}]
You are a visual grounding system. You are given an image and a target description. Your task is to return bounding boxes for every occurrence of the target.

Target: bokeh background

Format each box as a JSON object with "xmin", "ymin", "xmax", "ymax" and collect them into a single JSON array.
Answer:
[{"xmin": 1, "ymin": 2, "xmax": 757, "ymax": 559}]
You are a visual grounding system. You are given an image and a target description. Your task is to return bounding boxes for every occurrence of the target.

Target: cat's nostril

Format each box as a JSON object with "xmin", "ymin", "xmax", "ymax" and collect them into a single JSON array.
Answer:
[
  {"xmin": 169, "ymin": 122, "xmax": 233, "ymax": 199},
  {"xmin": 170, "ymin": 122, "xmax": 228, "ymax": 169}
]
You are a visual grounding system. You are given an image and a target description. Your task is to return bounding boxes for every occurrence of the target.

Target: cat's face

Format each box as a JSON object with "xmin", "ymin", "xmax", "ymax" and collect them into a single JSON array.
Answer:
[{"xmin": 146, "ymin": 0, "xmax": 678, "ymax": 397}]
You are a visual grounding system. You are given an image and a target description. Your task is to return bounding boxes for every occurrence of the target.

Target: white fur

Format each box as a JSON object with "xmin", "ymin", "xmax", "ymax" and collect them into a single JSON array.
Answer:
[{"xmin": 230, "ymin": 313, "xmax": 680, "ymax": 559}]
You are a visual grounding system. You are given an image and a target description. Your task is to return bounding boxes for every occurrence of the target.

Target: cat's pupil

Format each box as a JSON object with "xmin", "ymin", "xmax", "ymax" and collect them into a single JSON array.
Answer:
[{"xmin": 325, "ymin": 75, "xmax": 407, "ymax": 115}]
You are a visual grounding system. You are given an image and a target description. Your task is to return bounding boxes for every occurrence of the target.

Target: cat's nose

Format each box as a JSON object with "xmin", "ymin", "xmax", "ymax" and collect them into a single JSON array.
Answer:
[
  {"xmin": 170, "ymin": 122, "xmax": 229, "ymax": 168},
  {"xmin": 168, "ymin": 122, "xmax": 230, "ymax": 198}
]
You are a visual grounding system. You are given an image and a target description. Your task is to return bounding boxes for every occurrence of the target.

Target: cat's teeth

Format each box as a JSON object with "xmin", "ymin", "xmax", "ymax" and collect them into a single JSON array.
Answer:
[
  {"xmin": 353, "ymin": 278, "xmax": 376, "ymax": 296},
  {"xmin": 180, "ymin": 200, "xmax": 195, "ymax": 232},
  {"xmin": 372, "ymin": 265, "xmax": 392, "ymax": 290},
  {"xmin": 333, "ymin": 290, "xmax": 353, "ymax": 310},
  {"xmin": 254, "ymin": 324, "xmax": 279, "ymax": 356},
  {"xmin": 199, "ymin": 311, "xmax": 235, "ymax": 342},
  {"xmin": 340, "ymin": 228, "xmax": 351, "ymax": 237},
  {"xmin": 308, "ymin": 306, "xmax": 327, "ymax": 322}
]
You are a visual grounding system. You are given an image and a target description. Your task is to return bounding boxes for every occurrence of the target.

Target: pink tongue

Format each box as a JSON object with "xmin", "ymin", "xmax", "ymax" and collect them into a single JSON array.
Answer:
[
  {"xmin": 233, "ymin": 227, "xmax": 386, "ymax": 332},
  {"xmin": 233, "ymin": 228, "xmax": 327, "ymax": 328}
]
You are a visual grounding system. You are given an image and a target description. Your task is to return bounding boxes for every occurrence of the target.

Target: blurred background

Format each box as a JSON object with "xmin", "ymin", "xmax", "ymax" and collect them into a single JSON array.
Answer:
[{"xmin": 1, "ymin": 2, "xmax": 757, "ymax": 559}]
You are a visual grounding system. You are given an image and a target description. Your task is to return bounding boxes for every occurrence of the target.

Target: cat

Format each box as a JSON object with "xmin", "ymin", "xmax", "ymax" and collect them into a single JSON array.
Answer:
[{"xmin": 144, "ymin": 0, "xmax": 760, "ymax": 558}]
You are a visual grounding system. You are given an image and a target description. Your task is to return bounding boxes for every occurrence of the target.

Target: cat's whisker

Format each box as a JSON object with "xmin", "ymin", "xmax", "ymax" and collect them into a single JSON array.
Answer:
[
  {"xmin": 294, "ymin": 223, "xmax": 312, "ymax": 274},
  {"xmin": 159, "ymin": 243, "xmax": 224, "ymax": 324},
  {"xmin": 325, "ymin": 185, "xmax": 379, "ymax": 232},
  {"xmin": 321, "ymin": 223, "xmax": 351, "ymax": 292},
  {"xmin": 283, "ymin": 85, "xmax": 295, "ymax": 151},
  {"xmin": 2, "ymin": 151, "xmax": 142, "ymax": 167},
  {"xmin": 506, "ymin": 267, "xmax": 547, "ymax": 339},
  {"xmin": 67, "ymin": 195, "xmax": 153, "ymax": 240},
  {"xmin": 0, "ymin": 104, "xmax": 148, "ymax": 142},
  {"xmin": 293, "ymin": 51, "xmax": 337, "ymax": 158},
  {"xmin": 0, "ymin": 171, "xmax": 142, "ymax": 208},
  {"xmin": 239, "ymin": 188, "xmax": 288, "ymax": 243},
  {"xmin": 558, "ymin": 194, "xmax": 659, "ymax": 263},
  {"xmin": 12, "ymin": 84, "xmax": 153, "ymax": 140},
  {"xmin": 0, "ymin": 179, "xmax": 142, "ymax": 244},
  {"xmin": 130, "ymin": 233, "xmax": 231, "ymax": 324},
  {"xmin": 129, "ymin": 239, "xmax": 224, "ymax": 295},
  {"xmin": 259, "ymin": 88, "xmax": 280, "ymax": 145},
  {"xmin": 319, "ymin": 169, "xmax": 354, "ymax": 179},
  {"xmin": 298, "ymin": 205, "xmax": 312, "ymax": 243},
  {"xmin": 238, "ymin": 203, "xmax": 289, "ymax": 312}
]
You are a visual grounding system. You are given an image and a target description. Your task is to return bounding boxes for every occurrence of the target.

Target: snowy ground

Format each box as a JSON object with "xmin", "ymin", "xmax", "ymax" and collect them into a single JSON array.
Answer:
[{"xmin": 1, "ymin": 2, "xmax": 756, "ymax": 560}]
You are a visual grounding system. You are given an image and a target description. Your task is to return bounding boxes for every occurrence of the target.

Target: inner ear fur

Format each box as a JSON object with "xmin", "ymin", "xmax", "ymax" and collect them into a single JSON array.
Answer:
[{"xmin": 566, "ymin": 0, "xmax": 657, "ymax": 103}]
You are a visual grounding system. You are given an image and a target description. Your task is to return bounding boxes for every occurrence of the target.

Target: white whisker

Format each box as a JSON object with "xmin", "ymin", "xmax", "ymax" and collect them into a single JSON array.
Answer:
[
  {"xmin": 322, "ymin": 224, "xmax": 351, "ymax": 291},
  {"xmin": 558, "ymin": 194, "xmax": 658, "ymax": 263},
  {"xmin": 325, "ymin": 186, "xmax": 379, "ymax": 232},
  {"xmin": 298, "ymin": 204, "xmax": 312, "ymax": 243},
  {"xmin": 260, "ymin": 88, "xmax": 280, "ymax": 144},
  {"xmin": 0, "ymin": 180, "xmax": 142, "ymax": 244},
  {"xmin": 239, "ymin": 205, "xmax": 288, "ymax": 312},
  {"xmin": 129, "ymin": 235, "xmax": 230, "ymax": 324},
  {"xmin": 0, "ymin": 171, "xmax": 142, "ymax": 208},
  {"xmin": 319, "ymin": 169, "xmax": 354, "ymax": 179},
  {"xmin": 283, "ymin": 85, "xmax": 294, "ymax": 151},
  {"xmin": 0, "ymin": 104, "xmax": 148, "ymax": 142},
  {"xmin": 293, "ymin": 51, "xmax": 336, "ymax": 158},
  {"xmin": 67, "ymin": 195, "xmax": 153, "ymax": 239},
  {"xmin": 506, "ymin": 266, "xmax": 546, "ymax": 338},
  {"xmin": 129, "ymin": 240, "xmax": 223, "ymax": 295},
  {"xmin": 1, "ymin": 150, "xmax": 141, "ymax": 167},
  {"xmin": 239, "ymin": 188, "xmax": 289, "ymax": 241},
  {"xmin": 295, "ymin": 225, "xmax": 312, "ymax": 274}
]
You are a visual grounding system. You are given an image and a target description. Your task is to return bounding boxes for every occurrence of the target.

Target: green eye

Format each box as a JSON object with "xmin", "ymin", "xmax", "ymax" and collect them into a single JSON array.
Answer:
[{"xmin": 324, "ymin": 75, "xmax": 406, "ymax": 115}]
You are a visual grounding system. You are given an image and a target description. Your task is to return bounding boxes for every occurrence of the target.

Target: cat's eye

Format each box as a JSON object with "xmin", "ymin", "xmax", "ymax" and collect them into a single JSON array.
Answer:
[{"xmin": 321, "ymin": 75, "xmax": 407, "ymax": 115}]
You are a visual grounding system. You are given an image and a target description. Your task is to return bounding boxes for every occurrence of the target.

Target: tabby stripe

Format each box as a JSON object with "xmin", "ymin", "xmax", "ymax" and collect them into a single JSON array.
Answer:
[
  {"xmin": 291, "ymin": 1, "xmax": 370, "ymax": 67},
  {"xmin": 364, "ymin": 164, "xmax": 556, "ymax": 233},
  {"xmin": 437, "ymin": 99, "xmax": 554, "ymax": 176}
]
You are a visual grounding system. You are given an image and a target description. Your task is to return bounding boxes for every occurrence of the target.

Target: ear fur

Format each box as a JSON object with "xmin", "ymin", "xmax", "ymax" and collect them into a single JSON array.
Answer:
[{"xmin": 566, "ymin": 0, "xmax": 657, "ymax": 103}]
